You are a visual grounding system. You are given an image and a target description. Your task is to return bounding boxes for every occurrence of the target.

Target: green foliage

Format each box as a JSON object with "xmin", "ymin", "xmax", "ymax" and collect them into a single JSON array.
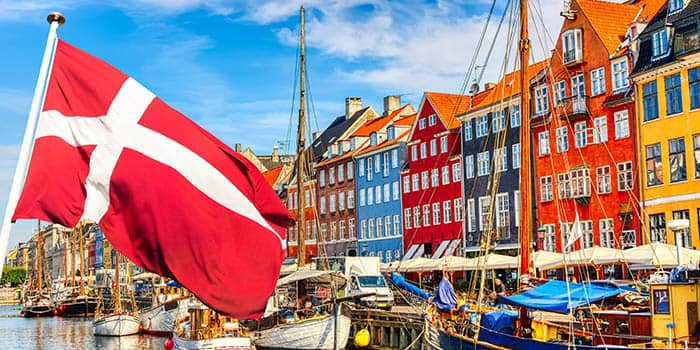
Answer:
[
  {"xmin": 453, "ymin": 279, "xmax": 470, "ymax": 292},
  {"xmin": 1, "ymin": 267, "xmax": 26, "ymax": 286}
]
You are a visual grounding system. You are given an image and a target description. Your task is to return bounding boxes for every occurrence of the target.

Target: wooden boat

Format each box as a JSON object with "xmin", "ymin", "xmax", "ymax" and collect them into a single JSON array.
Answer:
[
  {"xmin": 56, "ymin": 287, "xmax": 99, "ymax": 317},
  {"xmin": 139, "ymin": 294, "xmax": 189, "ymax": 336},
  {"xmin": 253, "ymin": 308, "xmax": 352, "ymax": 350},
  {"xmin": 21, "ymin": 221, "xmax": 55, "ymax": 317},
  {"xmin": 173, "ymin": 301, "xmax": 252, "ymax": 350},
  {"xmin": 93, "ymin": 252, "xmax": 140, "ymax": 336}
]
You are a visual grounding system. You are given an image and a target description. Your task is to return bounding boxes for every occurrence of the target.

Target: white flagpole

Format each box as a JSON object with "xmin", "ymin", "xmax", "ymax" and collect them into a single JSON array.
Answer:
[{"xmin": 0, "ymin": 12, "xmax": 65, "ymax": 268}]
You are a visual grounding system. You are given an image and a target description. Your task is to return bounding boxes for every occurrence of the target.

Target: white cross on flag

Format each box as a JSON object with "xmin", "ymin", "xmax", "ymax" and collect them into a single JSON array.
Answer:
[{"xmin": 13, "ymin": 40, "xmax": 292, "ymax": 319}]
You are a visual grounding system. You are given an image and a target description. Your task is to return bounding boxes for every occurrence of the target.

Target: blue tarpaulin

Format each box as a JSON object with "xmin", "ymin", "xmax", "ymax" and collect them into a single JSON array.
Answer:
[
  {"xmin": 433, "ymin": 278, "xmax": 457, "ymax": 312},
  {"xmin": 497, "ymin": 280, "xmax": 625, "ymax": 314},
  {"xmin": 389, "ymin": 273, "xmax": 431, "ymax": 300}
]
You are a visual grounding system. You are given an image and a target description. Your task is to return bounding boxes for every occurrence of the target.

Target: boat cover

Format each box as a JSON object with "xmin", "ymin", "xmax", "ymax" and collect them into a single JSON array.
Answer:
[
  {"xmin": 480, "ymin": 311, "xmax": 517, "ymax": 334},
  {"xmin": 389, "ymin": 273, "xmax": 431, "ymax": 300},
  {"xmin": 433, "ymin": 278, "xmax": 456, "ymax": 312},
  {"xmin": 497, "ymin": 280, "xmax": 625, "ymax": 314}
]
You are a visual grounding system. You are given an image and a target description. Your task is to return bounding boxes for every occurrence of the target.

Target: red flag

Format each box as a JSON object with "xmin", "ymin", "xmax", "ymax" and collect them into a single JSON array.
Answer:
[{"xmin": 13, "ymin": 40, "xmax": 292, "ymax": 319}]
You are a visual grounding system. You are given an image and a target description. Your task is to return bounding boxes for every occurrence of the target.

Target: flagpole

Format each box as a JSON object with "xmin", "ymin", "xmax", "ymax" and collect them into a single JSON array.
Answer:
[{"xmin": 0, "ymin": 12, "xmax": 65, "ymax": 268}]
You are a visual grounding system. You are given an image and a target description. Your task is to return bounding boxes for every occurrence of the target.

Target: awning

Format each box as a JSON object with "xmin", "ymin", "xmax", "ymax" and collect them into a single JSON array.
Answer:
[
  {"xmin": 402, "ymin": 244, "xmax": 420, "ymax": 261},
  {"xmin": 443, "ymin": 239, "xmax": 462, "ymax": 257},
  {"xmin": 431, "ymin": 240, "xmax": 451, "ymax": 259},
  {"xmin": 276, "ymin": 270, "xmax": 347, "ymax": 287},
  {"xmin": 498, "ymin": 280, "xmax": 626, "ymax": 314}
]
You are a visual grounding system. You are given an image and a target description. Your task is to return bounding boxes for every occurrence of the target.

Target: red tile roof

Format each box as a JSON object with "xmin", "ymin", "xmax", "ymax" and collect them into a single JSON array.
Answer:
[
  {"xmin": 262, "ymin": 166, "xmax": 284, "ymax": 187},
  {"xmin": 471, "ymin": 60, "xmax": 550, "ymax": 110},
  {"xmin": 351, "ymin": 104, "xmax": 412, "ymax": 137},
  {"xmin": 424, "ymin": 92, "xmax": 472, "ymax": 130}
]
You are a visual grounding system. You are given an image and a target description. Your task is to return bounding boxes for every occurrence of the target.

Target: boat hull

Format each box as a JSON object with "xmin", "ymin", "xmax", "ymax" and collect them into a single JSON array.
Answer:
[
  {"xmin": 21, "ymin": 305, "xmax": 55, "ymax": 317},
  {"xmin": 93, "ymin": 313, "xmax": 141, "ymax": 336},
  {"xmin": 173, "ymin": 333, "xmax": 252, "ymax": 350},
  {"xmin": 57, "ymin": 296, "xmax": 98, "ymax": 317},
  {"xmin": 139, "ymin": 297, "xmax": 189, "ymax": 336},
  {"xmin": 253, "ymin": 313, "xmax": 352, "ymax": 350}
]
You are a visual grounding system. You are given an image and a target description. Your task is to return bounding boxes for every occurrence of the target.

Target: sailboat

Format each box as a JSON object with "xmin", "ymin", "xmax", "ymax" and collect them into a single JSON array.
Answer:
[
  {"xmin": 250, "ymin": 6, "xmax": 352, "ymax": 350},
  {"xmin": 138, "ymin": 279, "xmax": 190, "ymax": 336},
  {"xmin": 20, "ymin": 220, "xmax": 56, "ymax": 317},
  {"xmin": 56, "ymin": 224, "xmax": 99, "ymax": 317},
  {"xmin": 93, "ymin": 250, "xmax": 140, "ymax": 336},
  {"xmin": 172, "ymin": 299, "xmax": 253, "ymax": 350}
]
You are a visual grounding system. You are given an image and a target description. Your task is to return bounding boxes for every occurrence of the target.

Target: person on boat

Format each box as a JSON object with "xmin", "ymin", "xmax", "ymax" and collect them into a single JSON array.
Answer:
[{"xmin": 494, "ymin": 278, "xmax": 506, "ymax": 297}]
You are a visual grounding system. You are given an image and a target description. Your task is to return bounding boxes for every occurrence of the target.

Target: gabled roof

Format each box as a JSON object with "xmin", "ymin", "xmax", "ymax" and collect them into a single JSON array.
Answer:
[
  {"xmin": 576, "ymin": 0, "xmax": 665, "ymax": 55},
  {"xmin": 351, "ymin": 104, "xmax": 413, "ymax": 137},
  {"xmin": 423, "ymin": 92, "xmax": 472, "ymax": 130},
  {"xmin": 263, "ymin": 166, "xmax": 285, "ymax": 187},
  {"xmin": 470, "ymin": 59, "xmax": 550, "ymax": 111},
  {"xmin": 355, "ymin": 114, "xmax": 417, "ymax": 156},
  {"xmin": 311, "ymin": 106, "xmax": 371, "ymax": 162}
]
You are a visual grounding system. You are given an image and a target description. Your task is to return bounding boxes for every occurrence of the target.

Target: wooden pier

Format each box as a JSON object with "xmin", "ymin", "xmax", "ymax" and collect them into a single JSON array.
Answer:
[{"xmin": 348, "ymin": 306, "xmax": 434, "ymax": 349}]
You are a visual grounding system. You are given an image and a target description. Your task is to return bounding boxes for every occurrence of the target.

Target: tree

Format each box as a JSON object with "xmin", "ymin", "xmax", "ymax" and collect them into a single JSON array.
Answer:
[{"xmin": 1, "ymin": 267, "xmax": 27, "ymax": 286}]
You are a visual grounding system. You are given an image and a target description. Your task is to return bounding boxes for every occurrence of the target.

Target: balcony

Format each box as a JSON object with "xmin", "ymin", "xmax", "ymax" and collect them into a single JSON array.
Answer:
[
  {"xmin": 557, "ymin": 95, "xmax": 589, "ymax": 121},
  {"xmin": 563, "ymin": 49, "xmax": 583, "ymax": 67}
]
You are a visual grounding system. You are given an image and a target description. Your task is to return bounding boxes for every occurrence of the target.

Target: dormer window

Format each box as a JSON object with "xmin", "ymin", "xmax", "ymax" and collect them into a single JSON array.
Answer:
[
  {"xmin": 562, "ymin": 28, "xmax": 582, "ymax": 64},
  {"xmin": 652, "ymin": 29, "xmax": 669, "ymax": 57},
  {"xmin": 428, "ymin": 114, "xmax": 437, "ymax": 126},
  {"xmin": 387, "ymin": 126, "xmax": 395, "ymax": 141},
  {"xmin": 419, "ymin": 118, "xmax": 427, "ymax": 130},
  {"xmin": 370, "ymin": 132, "xmax": 378, "ymax": 146},
  {"xmin": 669, "ymin": 0, "xmax": 683, "ymax": 13}
]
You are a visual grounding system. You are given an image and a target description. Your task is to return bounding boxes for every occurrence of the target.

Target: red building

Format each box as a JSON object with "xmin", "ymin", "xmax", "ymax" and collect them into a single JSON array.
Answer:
[
  {"xmin": 531, "ymin": 0, "xmax": 663, "ymax": 262},
  {"xmin": 401, "ymin": 92, "xmax": 471, "ymax": 260},
  {"xmin": 286, "ymin": 180, "xmax": 318, "ymax": 264}
]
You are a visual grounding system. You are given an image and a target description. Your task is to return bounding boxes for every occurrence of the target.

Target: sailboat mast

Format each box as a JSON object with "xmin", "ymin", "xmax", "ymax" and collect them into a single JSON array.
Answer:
[
  {"xmin": 37, "ymin": 220, "xmax": 42, "ymax": 292},
  {"xmin": 114, "ymin": 251, "xmax": 121, "ymax": 312},
  {"xmin": 296, "ymin": 5, "xmax": 307, "ymax": 267},
  {"xmin": 518, "ymin": 0, "xmax": 533, "ymax": 332}
]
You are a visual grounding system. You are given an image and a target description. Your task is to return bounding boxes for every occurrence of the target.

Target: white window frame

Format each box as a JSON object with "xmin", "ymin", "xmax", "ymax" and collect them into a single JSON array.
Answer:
[
  {"xmin": 591, "ymin": 67, "xmax": 606, "ymax": 96},
  {"xmin": 477, "ymin": 151, "xmax": 490, "ymax": 176},
  {"xmin": 403, "ymin": 176, "xmax": 410, "ymax": 193},
  {"xmin": 392, "ymin": 181, "xmax": 399, "ymax": 201},
  {"xmin": 441, "ymin": 165, "xmax": 450, "ymax": 185},
  {"xmin": 596, "ymin": 166, "xmax": 611, "ymax": 194},
  {"xmin": 612, "ymin": 57, "xmax": 629, "ymax": 91},
  {"xmin": 479, "ymin": 196, "xmax": 491, "ymax": 232},
  {"xmin": 540, "ymin": 176, "xmax": 553, "ymax": 202},
  {"xmin": 556, "ymin": 127, "xmax": 568, "ymax": 153},
  {"xmin": 443, "ymin": 200, "xmax": 452, "ymax": 224},
  {"xmin": 574, "ymin": 121, "xmax": 587, "ymax": 148},
  {"xmin": 422, "ymin": 204, "xmax": 431, "ymax": 227},
  {"xmin": 593, "ymin": 116, "xmax": 608, "ymax": 144},
  {"xmin": 452, "ymin": 162, "xmax": 462, "ymax": 182},
  {"xmin": 440, "ymin": 136, "xmax": 448, "ymax": 153},
  {"xmin": 553, "ymin": 80, "xmax": 566, "ymax": 106},
  {"xmin": 432, "ymin": 202, "xmax": 441, "ymax": 225},
  {"xmin": 614, "ymin": 110, "xmax": 629, "ymax": 139},
  {"xmin": 562, "ymin": 28, "xmax": 582, "ymax": 64},
  {"xmin": 455, "ymin": 198, "xmax": 464, "ymax": 222},
  {"xmin": 404, "ymin": 208, "xmax": 412, "ymax": 229},
  {"xmin": 431, "ymin": 168, "xmax": 439, "ymax": 187},
  {"xmin": 617, "ymin": 161, "xmax": 633, "ymax": 191},
  {"xmin": 599, "ymin": 219, "xmax": 614, "ymax": 248},
  {"xmin": 466, "ymin": 198, "xmax": 475, "ymax": 231},
  {"xmin": 512, "ymin": 144, "xmax": 520, "ymax": 169},
  {"xmin": 538, "ymin": 131, "xmax": 550, "ymax": 156},
  {"xmin": 430, "ymin": 139, "xmax": 438, "ymax": 156}
]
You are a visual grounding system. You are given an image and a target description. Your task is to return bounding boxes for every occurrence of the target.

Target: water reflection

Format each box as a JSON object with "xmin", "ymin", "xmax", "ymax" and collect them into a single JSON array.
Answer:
[{"xmin": 0, "ymin": 305, "xmax": 166, "ymax": 350}]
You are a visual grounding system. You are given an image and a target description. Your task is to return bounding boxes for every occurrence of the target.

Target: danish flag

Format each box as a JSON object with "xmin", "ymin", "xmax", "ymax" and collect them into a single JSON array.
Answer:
[{"xmin": 13, "ymin": 40, "xmax": 292, "ymax": 319}]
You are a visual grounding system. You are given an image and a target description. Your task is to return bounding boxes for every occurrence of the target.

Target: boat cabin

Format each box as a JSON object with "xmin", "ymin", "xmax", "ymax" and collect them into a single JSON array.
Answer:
[
  {"xmin": 176, "ymin": 303, "xmax": 247, "ymax": 341},
  {"xmin": 649, "ymin": 281, "xmax": 699, "ymax": 348}
]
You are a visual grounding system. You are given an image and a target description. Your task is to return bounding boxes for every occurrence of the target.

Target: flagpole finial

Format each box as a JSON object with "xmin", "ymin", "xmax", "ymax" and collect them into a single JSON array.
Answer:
[{"xmin": 47, "ymin": 12, "xmax": 65, "ymax": 26}]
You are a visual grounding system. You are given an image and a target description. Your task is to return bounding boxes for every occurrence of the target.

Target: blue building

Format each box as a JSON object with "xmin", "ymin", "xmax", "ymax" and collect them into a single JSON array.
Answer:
[{"xmin": 354, "ymin": 102, "xmax": 415, "ymax": 262}]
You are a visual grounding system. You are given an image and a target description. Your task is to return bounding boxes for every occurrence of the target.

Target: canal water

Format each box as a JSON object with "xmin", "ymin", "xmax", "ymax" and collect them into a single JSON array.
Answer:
[{"xmin": 0, "ymin": 305, "xmax": 167, "ymax": 349}]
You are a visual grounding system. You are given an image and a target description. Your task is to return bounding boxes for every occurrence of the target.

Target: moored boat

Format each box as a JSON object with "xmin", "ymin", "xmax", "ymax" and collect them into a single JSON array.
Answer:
[
  {"xmin": 93, "ymin": 312, "xmax": 141, "ymax": 336},
  {"xmin": 173, "ymin": 301, "xmax": 252, "ymax": 350},
  {"xmin": 20, "ymin": 293, "xmax": 56, "ymax": 317},
  {"xmin": 139, "ymin": 295, "xmax": 189, "ymax": 336}
]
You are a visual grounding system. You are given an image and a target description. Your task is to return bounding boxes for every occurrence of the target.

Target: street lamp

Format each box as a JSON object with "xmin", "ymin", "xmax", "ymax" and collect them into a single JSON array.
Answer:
[{"xmin": 668, "ymin": 219, "xmax": 690, "ymax": 266}]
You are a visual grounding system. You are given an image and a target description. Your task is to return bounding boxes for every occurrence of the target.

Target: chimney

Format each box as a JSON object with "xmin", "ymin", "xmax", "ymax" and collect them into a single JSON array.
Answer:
[
  {"xmin": 235, "ymin": 143, "xmax": 242, "ymax": 153},
  {"xmin": 345, "ymin": 97, "xmax": 363, "ymax": 119},
  {"xmin": 383, "ymin": 95, "xmax": 401, "ymax": 116},
  {"xmin": 272, "ymin": 145, "xmax": 279, "ymax": 163},
  {"xmin": 484, "ymin": 82, "xmax": 497, "ymax": 90},
  {"xmin": 312, "ymin": 131, "xmax": 322, "ymax": 140}
]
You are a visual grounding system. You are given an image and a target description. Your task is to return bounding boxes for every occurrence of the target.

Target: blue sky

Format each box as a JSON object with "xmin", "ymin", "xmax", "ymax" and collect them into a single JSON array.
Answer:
[{"xmin": 0, "ymin": 0, "xmax": 562, "ymax": 248}]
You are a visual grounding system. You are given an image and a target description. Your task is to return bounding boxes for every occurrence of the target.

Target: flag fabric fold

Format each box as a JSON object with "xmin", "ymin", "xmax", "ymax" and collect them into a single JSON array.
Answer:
[{"xmin": 13, "ymin": 39, "xmax": 292, "ymax": 319}]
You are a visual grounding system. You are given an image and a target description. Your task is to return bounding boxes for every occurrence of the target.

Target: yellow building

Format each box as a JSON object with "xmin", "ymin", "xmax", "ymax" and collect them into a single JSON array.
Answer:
[{"xmin": 631, "ymin": 7, "xmax": 700, "ymax": 248}]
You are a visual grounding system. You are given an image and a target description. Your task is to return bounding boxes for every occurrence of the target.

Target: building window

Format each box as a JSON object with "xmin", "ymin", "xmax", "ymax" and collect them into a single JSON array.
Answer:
[
  {"xmin": 540, "ymin": 176, "xmax": 553, "ymax": 202},
  {"xmin": 411, "ymin": 174, "xmax": 419, "ymax": 191},
  {"xmin": 535, "ymin": 85, "xmax": 549, "ymax": 115},
  {"xmin": 455, "ymin": 198, "xmax": 464, "ymax": 222},
  {"xmin": 452, "ymin": 163, "xmax": 462, "ymax": 182},
  {"xmin": 652, "ymin": 30, "xmax": 669, "ymax": 57},
  {"xmin": 376, "ymin": 217, "xmax": 383, "ymax": 237},
  {"xmin": 421, "ymin": 171, "xmax": 429, "ymax": 189},
  {"xmin": 669, "ymin": 137, "xmax": 687, "ymax": 182},
  {"xmin": 514, "ymin": 190, "xmax": 520, "ymax": 227},
  {"xmin": 442, "ymin": 165, "xmax": 450, "ymax": 185},
  {"xmin": 413, "ymin": 207, "xmax": 420, "ymax": 228},
  {"xmin": 337, "ymin": 165, "xmax": 344, "ymax": 183},
  {"xmin": 383, "ymin": 152, "xmax": 389, "ymax": 177},
  {"xmin": 367, "ymin": 187, "xmax": 373, "ymax": 205},
  {"xmin": 593, "ymin": 116, "xmax": 607, "ymax": 144},
  {"xmin": 367, "ymin": 158, "xmax": 373, "ymax": 181},
  {"xmin": 570, "ymin": 168, "xmax": 591, "ymax": 198},
  {"xmin": 465, "ymin": 198, "xmax": 474, "ymax": 230},
  {"xmin": 558, "ymin": 173, "xmax": 571, "ymax": 199},
  {"xmin": 393, "ymin": 215, "xmax": 400, "ymax": 236},
  {"xmin": 561, "ymin": 222, "xmax": 573, "ymax": 252},
  {"xmin": 479, "ymin": 196, "xmax": 491, "ymax": 231},
  {"xmin": 669, "ymin": 0, "xmax": 683, "ymax": 13},
  {"xmin": 338, "ymin": 192, "xmax": 345, "ymax": 211},
  {"xmin": 348, "ymin": 191, "xmax": 355, "ymax": 209},
  {"xmin": 383, "ymin": 183, "xmax": 390, "ymax": 203},
  {"xmin": 330, "ymin": 222, "xmax": 337, "ymax": 241},
  {"xmin": 512, "ymin": 143, "xmax": 520, "ymax": 169},
  {"xmin": 465, "ymin": 155, "xmax": 475, "ymax": 178},
  {"xmin": 320, "ymin": 196, "xmax": 327, "ymax": 214},
  {"xmin": 556, "ymin": 127, "xmax": 569, "ymax": 153},
  {"xmin": 321, "ymin": 223, "xmax": 328, "ymax": 241},
  {"xmin": 440, "ymin": 136, "xmax": 448, "ymax": 153},
  {"xmin": 443, "ymin": 200, "xmax": 452, "ymax": 224},
  {"xmin": 553, "ymin": 81, "xmax": 566, "ymax": 106},
  {"xmin": 621, "ymin": 230, "xmax": 637, "ymax": 249},
  {"xmin": 367, "ymin": 219, "xmax": 374, "ymax": 238},
  {"xmin": 392, "ymin": 181, "xmax": 399, "ymax": 200},
  {"xmin": 694, "ymin": 134, "xmax": 700, "ymax": 179},
  {"xmin": 690, "ymin": 67, "xmax": 700, "ymax": 110},
  {"xmin": 419, "ymin": 118, "xmax": 426, "ymax": 130},
  {"xmin": 431, "ymin": 168, "xmax": 439, "ymax": 187},
  {"xmin": 665, "ymin": 73, "xmax": 683, "ymax": 115},
  {"xmin": 538, "ymin": 131, "xmax": 550, "ymax": 156},
  {"xmin": 591, "ymin": 68, "xmax": 605, "ymax": 96},
  {"xmin": 359, "ymin": 189, "xmax": 366, "ymax": 207},
  {"xmin": 510, "ymin": 104, "xmax": 521, "ymax": 128},
  {"xmin": 476, "ymin": 115, "xmax": 489, "ymax": 137},
  {"xmin": 599, "ymin": 219, "xmax": 614, "ymax": 248},
  {"xmin": 571, "ymin": 74, "xmax": 585, "ymax": 97},
  {"xmin": 543, "ymin": 224, "xmax": 555, "ymax": 252},
  {"xmin": 347, "ymin": 162, "xmax": 354, "ymax": 180},
  {"xmin": 375, "ymin": 185, "xmax": 382, "ymax": 204},
  {"xmin": 319, "ymin": 169, "xmax": 326, "ymax": 187},
  {"xmin": 375, "ymin": 155, "xmax": 380, "ymax": 173},
  {"xmin": 404, "ymin": 208, "xmax": 412, "ymax": 229},
  {"xmin": 581, "ymin": 220, "xmax": 594, "ymax": 248},
  {"xmin": 614, "ymin": 110, "xmax": 630, "ymax": 139},
  {"xmin": 493, "ymin": 109, "xmax": 505, "ymax": 132},
  {"xmin": 429, "ymin": 114, "xmax": 437, "ymax": 126},
  {"xmin": 494, "ymin": 147, "xmax": 507, "ymax": 172},
  {"xmin": 673, "ymin": 210, "xmax": 691, "ymax": 247},
  {"xmin": 646, "ymin": 143, "xmax": 663, "ymax": 186},
  {"xmin": 574, "ymin": 122, "xmax": 587, "ymax": 148},
  {"xmin": 330, "ymin": 194, "xmax": 336, "ymax": 213},
  {"xmin": 403, "ymin": 176, "xmax": 410, "ymax": 193},
  {"xmin": 411, "ymin": 145, "xmax": 417, "ymax": 161},
  {"xmin": 477, "ymin": 151, "xmax": 490, "ymax": 176},
  {"xmin": 649, "ymin": 213, "xmax": 666, "ymax": 243},
  {"xmin": 422, "ymin": 205, "xmax": 431, "ymax": 227},
  {"xmin": 464, "ymin": 120, "xmax": 473, "ymax": 141},
  {"xmin": 329, "ymin": 167, "xmax": 335, "ymax": 185},
  {"xmin": 420, "ymin": 143, "xmax": 427, "ymax": 159},
  {"xmin": 617, "ymin": 161, "xmax": 633, "ymax": 191},
  {"xmin": 562, "ymin": 28, "xmax": 582, "ymax": 63},
  {"xmin": 391, "ymin": 149, "xmax": 398, "ymax": 168},
  {"xmin": 340, "ymin": 220, "xmax": 346, "ymax": 240},
  {"xmin": 596, "ymin": 166, "xmax": 611, "ymax": 194},
  {"xmin": 430, "ymin": 139, "xmax": 437, "ymax": 156},
  {"xmin": 496, "ymin": 193, "xmax": 510, "ymax": 231},
  {"xmin": 432, "ymin": 203, "xmax": 441, "ymax": 225},
  {"xmin": 612, "ymin": 58, "xmax": 629, "ymax": 91},
  {"xmin": 643, "ymin": 81, "xmax": 659, "ymax": 122}
]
